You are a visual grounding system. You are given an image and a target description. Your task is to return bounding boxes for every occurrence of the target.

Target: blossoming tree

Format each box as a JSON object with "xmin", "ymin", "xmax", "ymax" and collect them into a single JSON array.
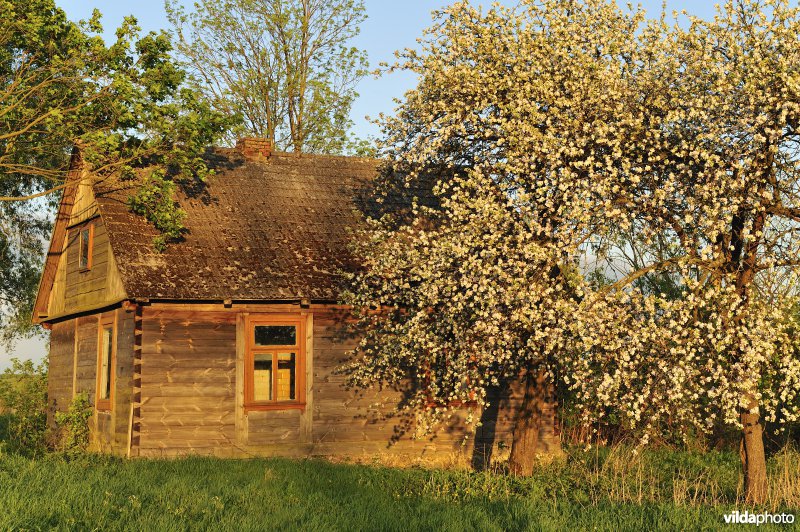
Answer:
[{"xmin": 343, "ymin": 0, "xmax": 800, "ymax": 503}]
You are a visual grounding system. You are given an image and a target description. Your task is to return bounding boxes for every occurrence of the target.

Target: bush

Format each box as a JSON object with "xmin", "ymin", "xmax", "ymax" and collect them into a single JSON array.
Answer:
[
  {"xmin": 0, "ymin": 358, "xmax": 48, "ymax": 456},
  {"xmin": 54, "ymin": 393, "xmax": 92, "ymax": 457}
]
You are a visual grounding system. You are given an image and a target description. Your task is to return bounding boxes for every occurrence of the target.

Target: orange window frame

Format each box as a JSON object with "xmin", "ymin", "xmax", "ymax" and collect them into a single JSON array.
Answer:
[
  {"xmin": 244, "ymin": 315, "xmax": 306, "ymax": 412},
  {"xmin": 78, "ymin": 221, "xmax": 94, "ymax": 271},
  {"xmin": 95, "ymin": 312, "xmax": 116, "ymax": 411}
]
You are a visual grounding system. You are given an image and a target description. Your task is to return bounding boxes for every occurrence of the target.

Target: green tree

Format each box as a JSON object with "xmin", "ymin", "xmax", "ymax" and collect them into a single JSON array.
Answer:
[
  {"xmin": 0, "ymin": 0, "xmax": 228, "ymax": 342},
  {"xmin": 0, "ymin": 358, "xmax": 48, "ymax": 455},
  {"xmin": 166, "ymin": 0, "xmax": 369, "ymax": 153}
]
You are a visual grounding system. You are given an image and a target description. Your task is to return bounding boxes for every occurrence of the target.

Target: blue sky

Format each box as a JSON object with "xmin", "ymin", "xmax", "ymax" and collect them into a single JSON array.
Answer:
[
  {"xmin": 4, "ymin": 0, "xmax": 719, "ymax": 369},
  {"xmin": 53, "ymin": 0, "xmax": 718, "ymax": 142}
]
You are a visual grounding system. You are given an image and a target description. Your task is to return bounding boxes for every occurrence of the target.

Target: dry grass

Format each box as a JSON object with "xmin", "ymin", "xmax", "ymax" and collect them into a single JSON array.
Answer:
[
  {"xmin": 765, "ymin": 446, "xmax": 800, "ymax": 509},
  {"xmin": 553, "ymin": 444, "xmax": 799, "ymax": 511}
]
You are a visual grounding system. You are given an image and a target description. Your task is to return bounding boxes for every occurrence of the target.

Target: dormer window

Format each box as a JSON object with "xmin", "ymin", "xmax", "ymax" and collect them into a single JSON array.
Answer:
[{"xmin": 79, "ymin": 223, "xmax": 93, "ymax": 271}]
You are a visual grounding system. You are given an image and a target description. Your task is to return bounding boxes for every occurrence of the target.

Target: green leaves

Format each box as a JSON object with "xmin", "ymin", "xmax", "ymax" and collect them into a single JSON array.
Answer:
[
  {"xmin": 0, "ymin": 358, "xmax": 48, "ymax": 456},
  {"xmin": 53, "ymin": 393, "xmax": 92, "ymax": 457},
  {"xmin": 127, "ymin": 171, "xmax": 188, "ymax": 251},
  {"xmin": 0, "ymin": 0, "xmax": 228, "ymax": 342},
  {"xmin": 166, "ymin": 0, "xmax": 368, "ymax": 154}
]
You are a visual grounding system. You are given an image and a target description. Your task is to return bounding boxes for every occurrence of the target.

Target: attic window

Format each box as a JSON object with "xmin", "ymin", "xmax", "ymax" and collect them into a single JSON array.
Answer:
[
  {"xmin": 245, "ymin": 317, "xmax": 305, "ymax": 411},
  {"xmin": 78, "ymin": 223, "xmax": 94, "ymax": 271}
]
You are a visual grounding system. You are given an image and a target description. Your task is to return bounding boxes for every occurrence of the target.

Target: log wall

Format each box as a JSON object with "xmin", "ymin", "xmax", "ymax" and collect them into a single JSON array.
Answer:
[
  {"xmin": 47, "ymin": 321, "xmax": 75, "ymax": 424},
  {"xmin": 135, "ymin": 305, "xmax": 521, "ymax": 465},
  {"xmin": 138, "ymin": 310, "xmax": 237, "ymax": 455},
  {"xmin": 46, "ymin": 307, "xmax": 136, "ymax": 455}
]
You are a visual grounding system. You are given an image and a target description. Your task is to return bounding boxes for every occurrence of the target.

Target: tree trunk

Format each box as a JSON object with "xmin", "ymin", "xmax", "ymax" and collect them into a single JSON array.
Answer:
[
  {"xmin": 508, "ymin": 368, "xmax": 563, "ymax": 476},
  {"xmin": 729, "ymin": 207, "xmax": 768, "ymax": 504},
  {"xmin": 740, "ymin": 405, "xmax": 768, "ymax": 504}
]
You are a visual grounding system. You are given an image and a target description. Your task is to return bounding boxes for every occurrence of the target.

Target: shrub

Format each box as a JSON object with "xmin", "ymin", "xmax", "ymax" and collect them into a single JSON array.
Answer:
[
  {"xmin": 54, "ymin": 393, "xmax": 92, "ymax": 457},
  {"xmin": 0, "ymin": 358, "xmax": 48, "ymax": 456}
]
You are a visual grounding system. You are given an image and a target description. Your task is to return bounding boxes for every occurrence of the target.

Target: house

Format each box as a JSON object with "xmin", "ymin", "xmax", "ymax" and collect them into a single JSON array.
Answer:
[{"xmin": 33, "ymin": 139, "xmax": 526, "ymax": 463}]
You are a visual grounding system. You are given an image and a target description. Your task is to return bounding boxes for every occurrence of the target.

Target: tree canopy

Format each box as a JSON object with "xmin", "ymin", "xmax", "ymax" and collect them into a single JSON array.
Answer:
[
  {"xmin": 343, "ymin": 0, "xmax": 800, "ymax": 502},
  {"xmin": 166, "ymin": 0, "xmax": 369, "ymax": 153},
  {"xmin": 0, "ymin": 0, "xmax": 228, "ymax": 341}
]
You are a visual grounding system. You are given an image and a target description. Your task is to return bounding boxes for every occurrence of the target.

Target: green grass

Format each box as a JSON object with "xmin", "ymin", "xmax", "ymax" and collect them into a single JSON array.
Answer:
[{"xmin": 0, "ymin": 449, "xmax": 796, "ymax": 531}]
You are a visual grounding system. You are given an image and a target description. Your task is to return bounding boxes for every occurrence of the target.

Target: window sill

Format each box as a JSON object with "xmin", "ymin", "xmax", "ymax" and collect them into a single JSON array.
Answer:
[{"xmin": 245, "ymin": 403, "xmax": 306, "ymax": 412}]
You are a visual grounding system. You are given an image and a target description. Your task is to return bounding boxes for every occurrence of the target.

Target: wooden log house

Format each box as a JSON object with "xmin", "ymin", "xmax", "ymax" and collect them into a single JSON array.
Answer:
[{"xmin": 33, "ymin": 139, "xmax": 525, "ymax": 463}]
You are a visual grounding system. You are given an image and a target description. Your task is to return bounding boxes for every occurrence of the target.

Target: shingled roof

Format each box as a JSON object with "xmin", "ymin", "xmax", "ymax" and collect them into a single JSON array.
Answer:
[{"xmin": 93, "ymin": 148, "xmax": 386, "ymax": 301}]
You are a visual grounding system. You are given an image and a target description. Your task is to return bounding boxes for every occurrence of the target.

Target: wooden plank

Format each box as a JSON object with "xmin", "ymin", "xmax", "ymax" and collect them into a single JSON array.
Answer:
[
  {"xmin": 140, "ymin": 396, "xmax": 235, "ymax": 410},
  {"xmin": 69, "ymin": 177, "xmax": 99, "ymax": 225},
  {"xmin": 235, "ymin": 312, "xmax": 247, "ymax": 445},
  {"xmin": 47, "ymin": 251, "xmax": 68, "ymax": 317},
  {"xmin": 71, "ymin": 318, "xmax": 79, "ymax": 397},
  {"xmin": 74, "ymin": 316, "xmax": 98, "ymax": 397},
  {"xmin": 138, "ymin": 426, "xmax": 236, "ymax": 440},
  {"xmin": 142, "ymin": 411, "xmax": 236, "ymax": 425},
  {"xmin": 61, "ymin": 216, "xmax": 121, "ymax": 314},
  {"xmin": 139, "ymin": 439, "xmax": 235, "ymax": 451},
  {"xmin": 140, "ymin": 384, "xmax": 234, "ymax": 397},
  {"xmin": 141, "ymin": 358, "xmax": 235, "ymax": 372},
  {"xmin": 138, "ymin": 310, "xmax": 238, "ymax": 449},
  {"xmin": 301, "ymin": 312, "xmax": 313, "ymax": 441},
  {"xmin": 141, "ymin": 371, "xmax": 235, "ymax": 385},
  {"xmin": 142, "ymin": 309, "xmax": 237, "ymax": 322},
  {"xmin": 248, "ymin": 430, "xmax": 300, "ymax": 445},
  {"xmin": 126, "ymin": 403, "xmax": 134, "ymax": 458},
  {"xmin": 143, "ymin": 343, "xmax": 238, "ymax": 356}
]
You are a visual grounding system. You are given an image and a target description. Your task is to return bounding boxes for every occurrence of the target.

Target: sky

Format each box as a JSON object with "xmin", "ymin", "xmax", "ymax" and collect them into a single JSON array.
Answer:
[{"xmin": 3, "ymin": 0, "xmax": 720, "ymax": 370}]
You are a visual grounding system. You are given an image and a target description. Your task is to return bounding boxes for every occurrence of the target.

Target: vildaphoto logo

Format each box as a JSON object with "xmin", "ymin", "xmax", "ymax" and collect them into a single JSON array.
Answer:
[{"xmin": 723, "ymin": 510, "xmax": 795, "ymax": 526}]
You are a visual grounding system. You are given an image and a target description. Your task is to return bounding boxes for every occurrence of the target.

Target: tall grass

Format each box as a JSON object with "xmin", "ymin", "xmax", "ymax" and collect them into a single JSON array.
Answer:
[{"xmin": 0, "ymin": 445, "xmax": 797, "ymax": 530}]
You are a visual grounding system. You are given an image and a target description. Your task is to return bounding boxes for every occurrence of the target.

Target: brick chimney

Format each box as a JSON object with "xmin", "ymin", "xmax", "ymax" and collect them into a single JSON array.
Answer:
[{"xmin": 236, "ymin": 137, "xmax": 272, "ymax": 160}]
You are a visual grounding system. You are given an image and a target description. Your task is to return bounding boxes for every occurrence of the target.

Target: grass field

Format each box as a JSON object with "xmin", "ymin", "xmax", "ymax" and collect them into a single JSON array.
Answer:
[{"xmin": 1, "ymin": 447, "xmax": 797, "ymax": 531}]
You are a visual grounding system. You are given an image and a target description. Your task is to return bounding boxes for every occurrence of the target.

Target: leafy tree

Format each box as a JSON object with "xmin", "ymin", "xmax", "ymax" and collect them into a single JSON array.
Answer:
[
  {"xmin": 166, "ymin": 0, "xmax": 368, "ymax": 153},
  {"xmin": 0, "ymin": 358, "xmax": 48, "ymax": 456},
  {"xmin": 344, "ymin": 0, "xmax": 800, "ymax": 503},
  {"xmin": 344, "ymin": 0, "xmax": 634, "ymax": 476},
  {"xmin": 0, "ymin": 0, "xmax": 228, "ymax": 342}
]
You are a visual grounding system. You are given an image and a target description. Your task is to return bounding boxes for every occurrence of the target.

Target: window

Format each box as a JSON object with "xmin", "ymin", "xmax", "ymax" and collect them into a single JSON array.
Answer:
[
  {"xmin": 78, "ymin": 223, "xmax": 93, "ymax": 270},
  {"xmin": 245, "ymin": 317, "xmax": 305, "ymax": 410},
  {"xmin": 95, "ymin": 314, "xmax": 116, "ymax": 411}
]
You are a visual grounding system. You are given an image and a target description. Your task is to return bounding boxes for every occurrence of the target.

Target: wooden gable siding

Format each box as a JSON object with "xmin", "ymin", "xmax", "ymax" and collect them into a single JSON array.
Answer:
[
  {"xmin": 33, "ymin": 150, "xmax": 82, "ymax": 323},
  {"xmin": 46, "ymin": 308, "xmax": 136, "ymax": 455},
  {"xmin": 70, "ymin": 177, "xmax": 99, "ymax": 226},
  {"xmin": 60, "ymin": 218, "xmax": 126, "ymax": 315},
  {"xmin": 47, "ymin": 251, "xmax": 68, "ymax": 318},
  {"xmin": 64, "ymin": 220, "xmax": 110, "ymax": 309},
  {"xmin": 44, "ymin": 179, "xmax": 127, "ymax": 320}
]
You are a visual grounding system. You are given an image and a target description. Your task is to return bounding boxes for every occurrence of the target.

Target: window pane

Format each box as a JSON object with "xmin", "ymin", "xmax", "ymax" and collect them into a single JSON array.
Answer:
[
  {"xmin": 254, "ymin": 325, "xmax": 296, "ymax": 346},
  {"xmin": 79, "ymin": 228, "xmax": 90, "ymax": 269},
  {"xmin": 276, "ymin": 352, "xmax": 296, "ymax": 401},
  {"xmin": 99, "ymin": 327, "xmax": 112, "ymax": 400},
  {"xmin": 253, "ymin": 353, "xmax": 273, "ymax": 401}
]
